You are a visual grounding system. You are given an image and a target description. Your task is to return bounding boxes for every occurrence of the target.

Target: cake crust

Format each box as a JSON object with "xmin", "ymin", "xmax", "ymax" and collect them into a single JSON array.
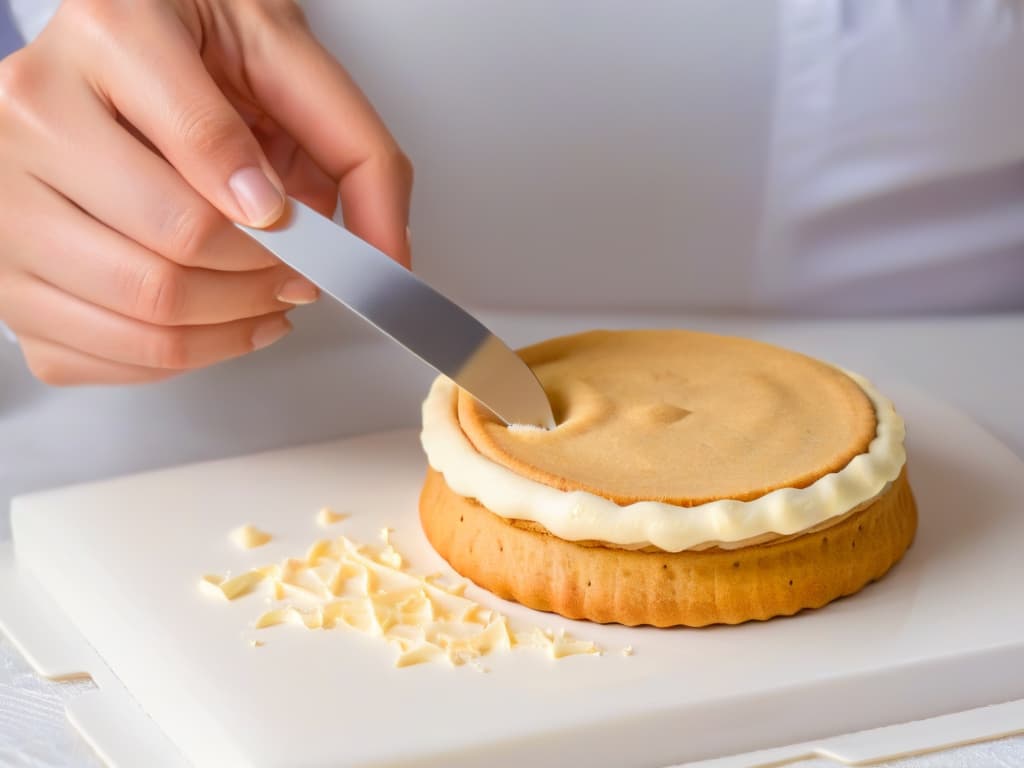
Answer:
[
  {"xmin": 458, "ymin": 330, "xmax": 878, "ymax": 506},
  {"xmin": 419, "ymin": 467, "xmax": 917, "ymax": 627}
]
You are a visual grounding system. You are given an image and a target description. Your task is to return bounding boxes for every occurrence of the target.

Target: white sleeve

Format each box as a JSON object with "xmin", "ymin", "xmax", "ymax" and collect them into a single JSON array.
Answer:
[
  {"xmin": 755, "ymin": 0, "xmax": 1024, "ymax": 314},
  {"xmin": 9, "ymin": 0, "xmax": 59, "ymax": 42}
]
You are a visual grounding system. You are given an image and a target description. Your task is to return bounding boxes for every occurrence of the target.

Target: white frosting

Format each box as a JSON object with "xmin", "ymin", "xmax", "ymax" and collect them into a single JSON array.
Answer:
[{"xmin": 420, "ymin": 371, "xmax": 906, "ymax": 553}]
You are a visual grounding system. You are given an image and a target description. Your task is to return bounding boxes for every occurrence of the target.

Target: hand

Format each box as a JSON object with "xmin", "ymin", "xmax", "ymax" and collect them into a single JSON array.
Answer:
[{"xmin": 0, "ymin": 0, "xmax": 413, "ymax": 385}]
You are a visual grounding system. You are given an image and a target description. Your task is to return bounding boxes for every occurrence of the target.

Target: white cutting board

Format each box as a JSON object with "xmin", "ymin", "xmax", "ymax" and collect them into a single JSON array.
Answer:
[{"xmin": 3, "ymin": 380, "xmax": 1024, "ymax": 768}]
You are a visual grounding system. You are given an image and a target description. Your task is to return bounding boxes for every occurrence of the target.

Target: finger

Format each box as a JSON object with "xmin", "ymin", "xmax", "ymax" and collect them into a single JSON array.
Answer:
[
  {"xmin": 0, "ymin": 275, "xmax": 293, "ymax": 370},
  {"xmin": 255, "ymin": 121, "xmax": 339, "ymax": 219},
  {"xmin": 9, "ymin": 179, "xmax": 318, "ymax": 325},
  {"xmin": 84, "ymin": 4, "xmax": 286, "ymax": 228},
  {"xmin": 244, "ymin": 14, "xmax": 413, "ymax": 266},
  {"xmin": 18, "ymin": 335, "xmax": 180, "ymax": 386},
  {"xmin": 15, "ymin": 84, "xmax": 281, "ymax": 272}
]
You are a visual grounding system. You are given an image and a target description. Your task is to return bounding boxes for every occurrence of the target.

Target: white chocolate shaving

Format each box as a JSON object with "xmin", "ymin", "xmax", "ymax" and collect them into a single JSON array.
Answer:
[
  {"xmin": 316, "ymin": 507, "xmax": 348, "ymax": 527},
  {"xmin": 203, "ymin": 522, "xmax": 600, "ymax": 668},
  {"xmin": 230, "ymin": 524, "xmax": 272, "ymax": 550},
  {"xmin": 217, "ymin": 571, "xmax": 264, "ymax": 600}
]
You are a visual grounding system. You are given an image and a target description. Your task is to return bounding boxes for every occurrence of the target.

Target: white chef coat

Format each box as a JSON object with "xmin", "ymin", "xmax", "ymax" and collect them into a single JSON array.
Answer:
[
  {"xmin": 8, "ymin": 0, "xmax": 1024, "ymax": 318},
  {"xmin": 2, "ymin": 0, "xmax": 1023, "ymax": 509}
]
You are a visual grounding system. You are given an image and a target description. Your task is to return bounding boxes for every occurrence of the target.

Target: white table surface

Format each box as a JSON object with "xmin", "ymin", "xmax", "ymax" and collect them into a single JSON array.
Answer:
[{"xmin": 1, "ymin": 306, "xmax": 1022, "ymax": 767}]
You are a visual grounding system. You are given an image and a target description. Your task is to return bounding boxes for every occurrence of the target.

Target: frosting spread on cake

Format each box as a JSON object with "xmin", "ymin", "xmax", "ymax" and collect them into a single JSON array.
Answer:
[{"xmin": 420, "ymin": 332, "xmax": 906, "ymax": 553}]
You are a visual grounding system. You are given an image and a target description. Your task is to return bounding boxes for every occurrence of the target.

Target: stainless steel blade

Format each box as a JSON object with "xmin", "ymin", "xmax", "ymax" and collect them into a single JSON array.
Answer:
[{"xmin": 239, "ymin": 199, "xmax": 555, "ymax": 429}]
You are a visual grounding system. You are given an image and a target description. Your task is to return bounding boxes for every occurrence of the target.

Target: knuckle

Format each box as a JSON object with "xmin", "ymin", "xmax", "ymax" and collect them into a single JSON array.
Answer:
[
  {"xmin": 250, "ymin": 0, "xmax": 308, "ymax": 29},
  {"xmin": 57, "ymin": 0, "xmax": 121, "ymax": 38},
  {"xmin": 280, "ymin": 2, "xmax": 310, "ymax": 29},
  {"xmin": 147, "ymin": 327, "xmax": 192, "ymax": 370},
  {"xmin": 0, "ymin": 51, "xmax": 39, "ymax": 122},
  {"xmin": 175, "ymin": 100, "xmax": 241, "ymax": 161},
  {"xmin": 385, "ymin": 145, "xmax": 414, "ymax": 188},
  {"xmin": 56, "ymin": 0, "xmax": 168, "ymax": 62},
  {"xmin": 132, "ymin": 261, "xmax": 186, "ymax": 325},
  {"xmin": 163, "ymin": 204, "xmax": 219, "ymax": 265}
]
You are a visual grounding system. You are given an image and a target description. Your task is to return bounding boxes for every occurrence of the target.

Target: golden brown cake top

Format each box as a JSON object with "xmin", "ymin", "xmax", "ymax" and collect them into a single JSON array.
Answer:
[{"xmin": 457, "ymin": 330, "xmax": 877, "ymax": 506}]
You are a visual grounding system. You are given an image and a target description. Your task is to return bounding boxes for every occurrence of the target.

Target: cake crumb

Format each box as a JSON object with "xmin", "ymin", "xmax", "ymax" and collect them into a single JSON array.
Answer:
[
  {"xmin": 230, "ymin": 524, "xmax": 272, "ymax": 549},
  {"xmin": 316, "ymin": 507, "xmax": 348, "ymax": 527},
  {"xmin": 622, "ymin": 645, "xmax": 634, "ymax": 657},
  {"xmin": 250, "ymin": 640, "xmax": 265, "ymax": 648}
]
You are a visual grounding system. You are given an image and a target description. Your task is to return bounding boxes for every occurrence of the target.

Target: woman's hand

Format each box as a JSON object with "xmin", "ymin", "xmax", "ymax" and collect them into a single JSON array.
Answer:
[{"xmin": 0, "ymin": 0, "xmax": 413, "ymax": 385}]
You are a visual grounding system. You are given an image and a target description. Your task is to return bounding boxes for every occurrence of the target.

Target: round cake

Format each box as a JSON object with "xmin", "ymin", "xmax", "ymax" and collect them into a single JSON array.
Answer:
[{"xmin": 418, "ymin": 329, "xmax": 917, "ymax": 627}]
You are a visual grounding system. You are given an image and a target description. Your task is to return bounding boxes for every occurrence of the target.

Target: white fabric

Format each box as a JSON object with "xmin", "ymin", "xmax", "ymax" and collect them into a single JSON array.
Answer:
[
  {"xmin": 0, "ymin": 635, "xmax": 100, "ymax": 768},
  {"xmin": 759, "ymin": 0, "xmax": 1024, "ymax": 313},
  {"xmin": 792, "ymin": 738, "xmax": 1024, "ymax": 768}
]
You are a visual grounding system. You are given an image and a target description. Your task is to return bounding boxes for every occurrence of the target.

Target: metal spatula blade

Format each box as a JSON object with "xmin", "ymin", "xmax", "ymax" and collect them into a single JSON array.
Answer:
[{"xmin": 239, "ymin": 199, "xmax": 555, "ymax": 429}]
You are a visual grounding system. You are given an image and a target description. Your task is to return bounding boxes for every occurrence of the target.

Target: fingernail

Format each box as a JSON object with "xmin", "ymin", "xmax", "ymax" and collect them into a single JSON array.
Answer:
[
  {"xmin": 229, "ymin": 167, "xmax": 284, "ymax": 227},
  {"xmin": 251, "ymin": 316, "xmax": 292, "ymax": 351},
  {"xmin": 276, "ymin": 278, "xmax": 319, "ymax": 305}
]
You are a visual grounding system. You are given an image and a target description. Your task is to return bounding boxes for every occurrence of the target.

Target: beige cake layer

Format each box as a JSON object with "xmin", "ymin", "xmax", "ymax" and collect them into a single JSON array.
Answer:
[
  {"xmin": 424, "ymin": 329, "xmax": 913, "ymax": 627},
  {"xmin": 458, "ymin": 330, "xmax": 878, "ymax": 506},
  {"xmin": 419, "ymin": 467, "xmax": 917, "ymax": 627}
]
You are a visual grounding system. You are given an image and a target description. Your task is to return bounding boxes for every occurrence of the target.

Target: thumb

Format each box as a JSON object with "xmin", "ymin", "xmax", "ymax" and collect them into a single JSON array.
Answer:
[{"xmin": 94, "ymin": 21, "xmax": 285, "ymax": 227}]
